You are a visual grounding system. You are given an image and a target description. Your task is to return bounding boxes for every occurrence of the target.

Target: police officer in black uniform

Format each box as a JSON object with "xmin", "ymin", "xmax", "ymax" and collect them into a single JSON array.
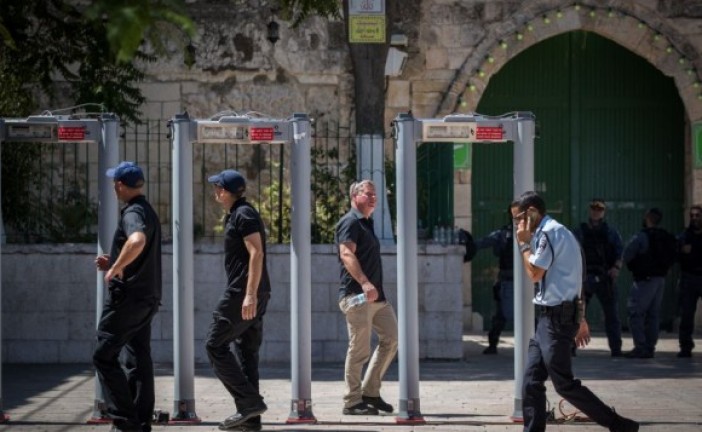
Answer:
[
  {"xmin": 676, "ymin": 205, "xmax": 702, "ymax": 358},
  {"xmin": 470, "ymin": 201, "xmax": 519, "ymax": 354},
  {"xmin": 94, "ymin": 161, "xmax": 162, "ymax": 432},
  {"xmin": 206, "ymin": 169, "xmax": 270, "ymax": 431},
  {"xmin": 574, "ymin": 198, "xmax": 624, "ymax": 357}
]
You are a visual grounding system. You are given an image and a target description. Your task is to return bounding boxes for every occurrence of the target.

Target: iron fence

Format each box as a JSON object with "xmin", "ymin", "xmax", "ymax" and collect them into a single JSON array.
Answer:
[{"xmin": 1, "ymin": 119, "xmax": 373, "ymax": 245}]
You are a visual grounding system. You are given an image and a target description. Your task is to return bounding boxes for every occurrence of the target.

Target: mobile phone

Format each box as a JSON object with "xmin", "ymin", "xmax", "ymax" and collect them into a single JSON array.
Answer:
[{"xmin": 527, "ymin": 209, "xmax": 538, "ymax": 231}]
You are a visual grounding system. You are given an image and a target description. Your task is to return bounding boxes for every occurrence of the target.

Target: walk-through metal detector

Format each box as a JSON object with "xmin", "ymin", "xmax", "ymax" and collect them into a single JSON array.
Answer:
[
  {"xmin": 393, "ymin": 112, "xmax": 535, "ymax": 422},
  {"xmin": 169, "ymin": 112, "xmax": 316, "ymax": 423},
  {"xmin": 0, "ymin": 114, "xmax": 120, "ymax": 424}
]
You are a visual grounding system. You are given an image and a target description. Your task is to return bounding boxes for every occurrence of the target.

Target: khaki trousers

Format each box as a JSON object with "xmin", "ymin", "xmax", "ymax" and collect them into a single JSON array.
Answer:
[{"xmin": 339, "ymin": 298, "xmax": 398, "ymax": 408}]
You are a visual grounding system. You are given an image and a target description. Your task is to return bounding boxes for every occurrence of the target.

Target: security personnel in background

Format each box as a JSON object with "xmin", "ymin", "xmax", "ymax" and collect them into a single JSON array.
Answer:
[
  {"xmin": 515, "ymin": 191, "xmax": 638, "ymax": 432},
  {"xmin": 468, "ymin": 201, "xmax": 519, "ymax": 354},
  {"xmin": 623, "ymin": 208, "xmax": 677, "ymax": 359},
  {"xmin": 574, "ymin": 199, "xmax": 624, "ymax": 357},
  {"xmin": 93, "ymin": 161, "xmax": 162, "ymax": 432},
  {"xmin": 676, "ymin": 205, "xmax": 702, "ymax": 358}
]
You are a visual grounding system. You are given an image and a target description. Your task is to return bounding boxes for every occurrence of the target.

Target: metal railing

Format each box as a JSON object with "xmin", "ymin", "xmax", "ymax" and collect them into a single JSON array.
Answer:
[{"xmin": 1, "ymin": 119, "xmax": 369, "ymax": 244}]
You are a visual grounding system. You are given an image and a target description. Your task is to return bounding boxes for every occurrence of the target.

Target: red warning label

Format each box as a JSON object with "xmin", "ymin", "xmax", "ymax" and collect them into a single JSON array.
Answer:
[
  {"xmin": 475, "ymin": 126, "xmax": 504, "ymax": 141},
  {"xmin": 249, "ymin": 127, "xmax": 275, "ymax": 141},
  {"xmin": 58, "ymin": 127, "xmax": 86, "ymax": 141}
]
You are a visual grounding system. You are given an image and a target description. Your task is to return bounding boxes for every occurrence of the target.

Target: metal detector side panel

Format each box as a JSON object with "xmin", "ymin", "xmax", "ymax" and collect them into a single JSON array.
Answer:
[{"xmin": 196, "ymin": 118, "xmax": 292, "ymax": 144}]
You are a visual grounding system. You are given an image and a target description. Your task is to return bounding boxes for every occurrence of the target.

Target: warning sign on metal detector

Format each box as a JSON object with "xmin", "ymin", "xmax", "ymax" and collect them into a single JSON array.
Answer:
[
  {"xmin": 250, "ymin": 127, "xmax": 275, "ymax": 142},
  {"xmin": 475, "ymin": 126, "xmax": 505, "ymax": 141},
  {"xmin": 58, "ymin": 126, "xmax": 87, "ymax": 141}
]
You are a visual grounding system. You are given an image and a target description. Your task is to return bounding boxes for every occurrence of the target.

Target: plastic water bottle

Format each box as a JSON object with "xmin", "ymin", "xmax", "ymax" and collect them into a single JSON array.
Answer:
[
  {"xmin": 347, "ymin": 293, "xmax": 367, "ymax": 307},
  {"xmin": 439, "ymin": 226, "xmax": 447, "ymax": 245}
]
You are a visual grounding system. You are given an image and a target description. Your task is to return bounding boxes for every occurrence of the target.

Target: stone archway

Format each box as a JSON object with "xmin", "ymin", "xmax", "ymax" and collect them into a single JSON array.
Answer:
[{"xmin": 431, "ymin": 2, "xmax": 702, "ymax": 212}]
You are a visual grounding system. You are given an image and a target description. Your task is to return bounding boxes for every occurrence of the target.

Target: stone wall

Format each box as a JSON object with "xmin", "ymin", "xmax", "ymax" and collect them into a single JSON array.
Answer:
[{"xmin": 1, "ymin": 243, "xmax": 464, "ymax": 364}]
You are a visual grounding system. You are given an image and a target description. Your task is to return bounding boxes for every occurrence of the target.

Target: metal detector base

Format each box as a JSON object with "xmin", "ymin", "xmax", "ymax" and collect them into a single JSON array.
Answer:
[
  {"xmin": 86, "ymin": 417, "xmax": 111, "ymax": 424},
  {"xmin": 285, "ymin": 416, "xmax": 317, "ymax": 424},
  {"xmin": 395, "ymin": 415, "xmax": 426, "ymax": 425},
  {"xmin": 510, "ymin": 415, "xmax": 524, "ymax": 423},
  {"xmin": 168, "ymin": 415, "xmax": 201, "ymax": 425},
  {"xmin": 286, "ymin": 399, "xmax": 316, "ymax": 424},
  {"xmin": 0, "ymin": 413, "xmax": 9, "ymax": 423}
]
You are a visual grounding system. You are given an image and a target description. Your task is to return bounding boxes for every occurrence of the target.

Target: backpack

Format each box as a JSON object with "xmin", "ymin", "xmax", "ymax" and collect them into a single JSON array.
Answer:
[{"xmin": 458, "ymin": 229, "xmax": 477, "ymax": 262}]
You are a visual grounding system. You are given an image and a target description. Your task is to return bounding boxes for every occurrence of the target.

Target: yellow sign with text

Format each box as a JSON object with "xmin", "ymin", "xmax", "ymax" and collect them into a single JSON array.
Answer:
[{"xmin": 349, "ymin": 15, "xmax": 386, "ymax": 44}]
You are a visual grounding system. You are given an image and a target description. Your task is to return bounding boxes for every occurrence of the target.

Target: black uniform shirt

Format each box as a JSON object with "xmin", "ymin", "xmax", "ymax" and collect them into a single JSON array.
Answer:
[
  {"xmin": 110, "ymin": 195, "xmax": 162, "ymax": 301},
  {"xmin": 335, "ymin": 208, "xmax": 385, "ymax": 302},
  {"xmin": 224, "ymin": 198, "xmax": 271, "ymax": 295}
]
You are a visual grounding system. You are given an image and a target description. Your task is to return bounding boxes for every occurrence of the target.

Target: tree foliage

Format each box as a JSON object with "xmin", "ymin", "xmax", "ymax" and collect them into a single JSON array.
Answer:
[
  {"xmin": 278, "ymin": 0, "xmax": 341, "ymax": 26},
  {"xmin": 0, "ymin": 0, "xmax": 194, "ymax": 243}
]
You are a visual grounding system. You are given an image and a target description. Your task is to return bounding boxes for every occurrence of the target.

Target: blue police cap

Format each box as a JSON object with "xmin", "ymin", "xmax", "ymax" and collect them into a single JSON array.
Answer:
[{"xmin": 105, "ymin": 161, "xmax": 144, "ymax": 188}]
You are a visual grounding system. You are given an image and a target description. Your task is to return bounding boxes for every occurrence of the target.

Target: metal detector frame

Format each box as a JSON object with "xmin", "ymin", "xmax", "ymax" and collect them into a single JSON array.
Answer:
[
  {"xmin": 392, "ymin": 111, "xmax": 535, "ymax": 422},
  {"xmin": 0, "ymin": 114, "xmax": 120, "ymax": 424},
  {"xmin": 168, "ymin": 112, "xmax": 316, "ymax": 424}
]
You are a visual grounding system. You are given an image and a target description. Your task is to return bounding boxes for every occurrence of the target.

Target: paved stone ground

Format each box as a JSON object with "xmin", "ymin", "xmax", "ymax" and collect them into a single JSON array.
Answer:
[{"xmin": 1, "ymin": 334, "xmax": 701, "ymax": 431}]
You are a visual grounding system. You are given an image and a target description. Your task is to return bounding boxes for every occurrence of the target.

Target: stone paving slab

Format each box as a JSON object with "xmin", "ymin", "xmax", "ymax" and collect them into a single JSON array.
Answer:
[{"xmin": 1, "ymin": 334, "xmax": 701, "ymax": 431}]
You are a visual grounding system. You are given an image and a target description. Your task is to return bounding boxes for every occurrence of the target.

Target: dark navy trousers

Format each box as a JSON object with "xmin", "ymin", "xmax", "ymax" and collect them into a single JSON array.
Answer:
[
  {"xmin": 583, "ymin": 275, "xmax": 622, "ymax": 354},
  {"xmin": 93, "ymin": 294, "xmax": 159, "ymax": 432},
  {"xmin": 678, "ymin": 273, "xmax": 702, "ymax": 352},
  {"xmin": 205, "ymin": 289, "xmax": 269, "ymax": 419},
  {"xmin": 523, "ymin": 311, "xmax": 617, "ymax": 431}
]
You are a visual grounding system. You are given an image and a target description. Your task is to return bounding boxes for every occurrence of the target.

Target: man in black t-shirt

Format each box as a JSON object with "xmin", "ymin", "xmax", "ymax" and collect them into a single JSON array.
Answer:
[
  {"xmin": 94, "ymin": 161, "xmax": 162, "ymax": 432},
  {"xmin": 205, "ymin": 169, "xmax": 270, "ymax": 431},
  {"xmin": 335, "ymin": 180, "xmax": 398, "ymax": 416}
]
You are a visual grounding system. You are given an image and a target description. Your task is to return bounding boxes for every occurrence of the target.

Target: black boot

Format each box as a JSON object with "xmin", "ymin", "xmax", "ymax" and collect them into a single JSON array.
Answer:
[{"xmin": 609, "ymin": 413, "xmax": 639, "ymax": 432}]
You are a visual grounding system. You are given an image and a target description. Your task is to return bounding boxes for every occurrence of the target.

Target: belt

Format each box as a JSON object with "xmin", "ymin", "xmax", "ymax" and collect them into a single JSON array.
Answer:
[{"xmin": 538, "ymin": 301, "xmax": 575, "ymax": 317}]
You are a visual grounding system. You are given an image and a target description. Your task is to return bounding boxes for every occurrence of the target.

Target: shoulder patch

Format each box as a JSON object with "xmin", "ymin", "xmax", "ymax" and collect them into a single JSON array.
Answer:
[{"xmin": 536, "ymin": 234, "xmax": 549, "ymax": 255}]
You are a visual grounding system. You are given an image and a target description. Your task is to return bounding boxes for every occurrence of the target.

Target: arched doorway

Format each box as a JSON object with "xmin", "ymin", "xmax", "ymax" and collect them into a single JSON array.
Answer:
[{"xmin": 471, "ymin": 31, "xmax": 685, "ymax": 332}]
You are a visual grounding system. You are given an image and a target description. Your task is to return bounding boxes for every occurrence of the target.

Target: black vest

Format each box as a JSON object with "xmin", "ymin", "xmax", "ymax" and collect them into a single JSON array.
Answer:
[
  {"xmin": 580, "ymin": 222, "xmax": 613, "ymax": 276},
  {"xmin": 627, "ymin": 227, "xmax": 676, "ymax": 280}
]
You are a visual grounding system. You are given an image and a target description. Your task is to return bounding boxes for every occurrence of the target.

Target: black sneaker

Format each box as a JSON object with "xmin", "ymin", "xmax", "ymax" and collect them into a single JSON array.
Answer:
[
  {"xmin": 482, "ymin": 345, "xmax": 497, "ymax": 355},
  {"xmin": 611, "ymin": 350, "xmax": 623, "ymax": 357},
  {"xmin": 219, "ymin": 404, "xmax": 267, "ymax": 430},
  {"xmin": 362, "ymin": 395, "xmax": 393, "ymax": 413},
  {"xmin": 343, "ymin": 402, "xmax": 378, "ymax": 415},
  {"xmin": 677, "ymin": 350, "xmax": 692, "ymax": 358},
  {"xmin": 623, "ymin": 349, "xmax": 653, "ymax": 359}
]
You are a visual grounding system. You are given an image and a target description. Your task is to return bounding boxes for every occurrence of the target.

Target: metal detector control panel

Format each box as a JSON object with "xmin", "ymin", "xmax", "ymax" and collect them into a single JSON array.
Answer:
[
  {"xmin": 1, "ymin": 115, "xmax": 112, "ymax": 143},
  {"xmin": 418, "ymin": 112, "xmax": 535, "ymax": 143},
  {"xmin": 193, "ymin": 115, "xmax": 305, "ymax": 144}
]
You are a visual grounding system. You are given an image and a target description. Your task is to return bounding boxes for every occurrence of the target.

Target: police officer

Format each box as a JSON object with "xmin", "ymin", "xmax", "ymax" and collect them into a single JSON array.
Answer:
[
  {"xmin": 206, "ymin": 169, "xmax": 270, "ymax": 431},
  {"xmin": 574, "ymin": 198, "xmax": 624, "ymax": 357},
  {"xmin": 676, "ymin": 205, "xmax": 702, "ymax": 358},
  {"xmin": 93, "ymin": 161, "xmax": 162, "ymax": 432},
  {"xmin": 515, "ymin": 191, "xmax": 638, "ymax": 432},
  {"xmin": 623, "ymin": 208, "xmax": 676, "ymax": 359},
  {"xmin": 471, "ymin": 201, "xmax": 519, "ymax": 354}
]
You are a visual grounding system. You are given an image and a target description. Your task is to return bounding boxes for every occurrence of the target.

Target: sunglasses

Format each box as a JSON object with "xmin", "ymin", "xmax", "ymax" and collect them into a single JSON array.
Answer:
[
  {"xmin": 691, "ymin": 213, "xmax": 702, "ymax": 219},
  {"xmin": 589, "ymin": 205, "xmax": 605, "ymax": 211}
]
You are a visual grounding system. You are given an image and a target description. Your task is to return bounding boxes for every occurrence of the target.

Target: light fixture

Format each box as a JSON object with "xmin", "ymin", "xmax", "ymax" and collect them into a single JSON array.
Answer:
[
  {"xmin": 267, "ymin": 19, "xmax": 280, "ymax": 44},
  {"xmin": 184, "ymin": 40, "xmax": 196, "ymax": 67}
]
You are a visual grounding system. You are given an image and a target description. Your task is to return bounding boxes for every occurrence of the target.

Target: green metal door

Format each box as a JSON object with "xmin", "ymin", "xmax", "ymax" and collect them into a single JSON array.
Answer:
[{"xmin": 472, "ymin": 31, "xmax": 684, "ymax": 331}]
